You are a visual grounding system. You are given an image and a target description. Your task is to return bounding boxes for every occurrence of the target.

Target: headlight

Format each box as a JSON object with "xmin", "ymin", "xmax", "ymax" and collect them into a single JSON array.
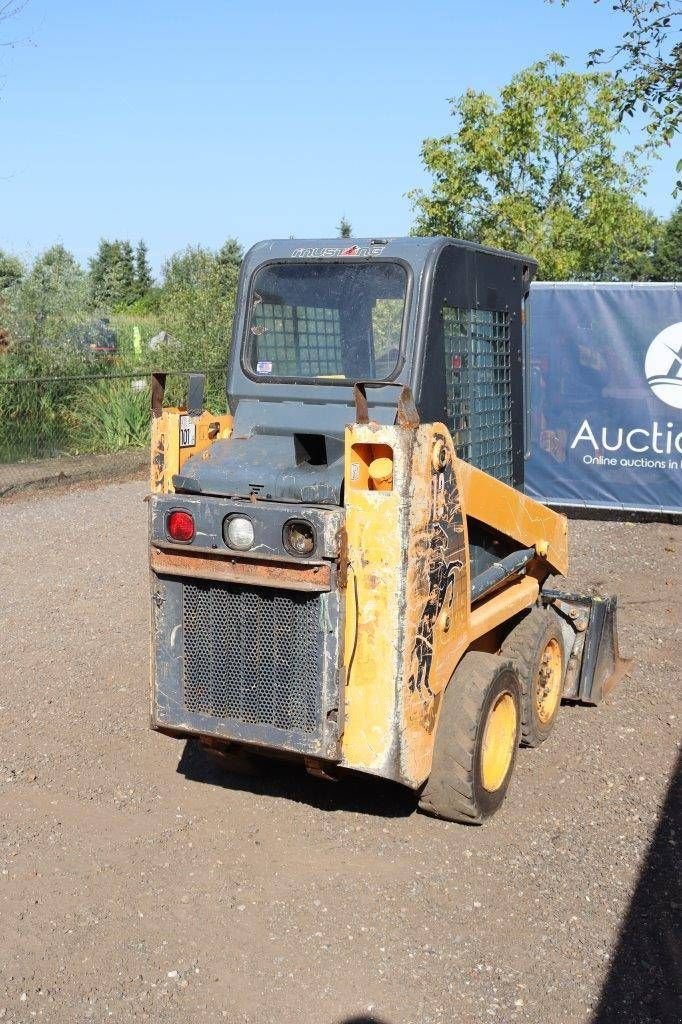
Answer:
[
  {"xmin": 223, "ymin": 515, "xmax": 255, "ymax": 551},
  {"xmin": 283, "ymin": 519, "xmax": 315, "ymax": 556}
]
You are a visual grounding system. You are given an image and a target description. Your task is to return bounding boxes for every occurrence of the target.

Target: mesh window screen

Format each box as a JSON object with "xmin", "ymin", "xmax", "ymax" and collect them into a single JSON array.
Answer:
[
  {"xmin": 443, "ymin": 307, "xmax": 513, "ymax": 484},
  {"xmin": 252, "ymin": 303, "xmax": 343, "ymax": 377}
]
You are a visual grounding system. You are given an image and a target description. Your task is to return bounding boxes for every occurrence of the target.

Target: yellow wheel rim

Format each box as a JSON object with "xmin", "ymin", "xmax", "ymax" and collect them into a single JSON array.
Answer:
[
  {"xmin": 481, "ymin": 692, "xmax": 518, "ymax": 792},
  {"xmin": 535, "ymin": 638, "xmax": 563, "ymax": 725}
]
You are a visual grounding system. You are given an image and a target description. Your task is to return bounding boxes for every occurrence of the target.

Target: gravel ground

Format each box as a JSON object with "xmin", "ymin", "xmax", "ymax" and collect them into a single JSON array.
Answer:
[
  {"xmin": 0, "ymin": 450, "xmax": 146, "ymax": 499},
  {"xmin": 1, "ymin": 480, "xmax": 680, "ymax": 1024}
]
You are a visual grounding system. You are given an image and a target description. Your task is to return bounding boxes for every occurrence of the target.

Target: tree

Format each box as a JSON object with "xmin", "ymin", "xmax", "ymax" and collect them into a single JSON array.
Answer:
[
  {"xmin": 117, "ymin": 240, "xmax": 136, "ymax": 303},
  {"xmin": 160, "ymin": 239, "xmax": 242, "ymax": 370},
  {"xmin": 0, "ymin": 250, "xmax": 24, "ymax": 290},
  {"xmin": 0, "ymin": 249, "xmax": 24, "ymax": 353},
  {"xmin": 337, "ymin": 216, "xmax": 352, "ymax": 238},
  {"xmin": 553, "ymin": 1, "xmax": 681, "ymax": 164},
  {"xmin": 4, "ymin": 244, "xmax": 88, "ymax": 356},
  {"xmin": 89, "ymin": 238, "xmax": 138, "ymax": 308},
  {"xmin": 215, "ymin": 238, "xmax": 243, "ymax": 291},
  {"xmin": 651, "ymin": 203, "xmax": 682, "ymax": 280},
  {"xmin": 134, "ymin": 240, "xmax": 153, "ymax": 295},
  {"xmin": 409, "ymin": 54, "xmax": 660, "ymax": 280}
]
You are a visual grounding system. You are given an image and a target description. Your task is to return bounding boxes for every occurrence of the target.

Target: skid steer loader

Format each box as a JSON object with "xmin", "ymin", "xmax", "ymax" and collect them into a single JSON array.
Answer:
[{"xmin": 148, "ymin": 237, "xmax": 626, "ymax": 823}]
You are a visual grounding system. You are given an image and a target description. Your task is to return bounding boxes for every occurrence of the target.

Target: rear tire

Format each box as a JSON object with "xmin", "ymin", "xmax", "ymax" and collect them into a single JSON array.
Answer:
[
  {"xmin": 500, "ymin": 608, "xmax": 565, "ymax": 748},
  {"xmin": 419, "ymin": 652, "xmax": 521, "ymax": 824}
]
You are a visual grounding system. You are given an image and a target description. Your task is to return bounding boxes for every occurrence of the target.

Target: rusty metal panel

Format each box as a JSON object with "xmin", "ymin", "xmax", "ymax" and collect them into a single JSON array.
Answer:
[
  {"xmin": 150, "ymin": 493, "xmax": 343, "ymax": 564},
  {"xmin": 151, "ymin": 571, "xmax": 342, "ymax": 759},
  {"xmin": 150, "ymin": 547, "xmax": 331, "ymax": 592}
]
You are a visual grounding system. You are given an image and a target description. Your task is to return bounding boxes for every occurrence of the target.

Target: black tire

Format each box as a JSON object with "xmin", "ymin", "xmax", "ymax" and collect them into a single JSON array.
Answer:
[
  {"xmin": 418, "ymin": 652, "xmax": 521, "ymax": 824},
  {"xmin": 500, "ymin": 608, "xmax": 565, "ymax": 748}
]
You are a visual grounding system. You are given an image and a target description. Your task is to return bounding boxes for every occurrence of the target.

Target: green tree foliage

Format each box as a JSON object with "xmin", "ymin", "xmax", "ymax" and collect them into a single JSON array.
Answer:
[
  {"xmin": 160, "ymin": 239, "xmax": 243, "ymax": 369},
  {"xmin": 651, "ymin": 203, "xmax": 682, "ymax": 280},
  {"xmin": 337, "ymin": 216, "xmax": 353, "ymax": 238},
  {"xmin": 553, "ymin": 1, "xmax": 681, "ymax": 174},
  {"xmin": 0, "ymin": 250, "xmax": 24, "ymax": 290},
  {"xmin": 409, "ymin": 54, "xmax": 660, "ymax": 280},
  {"xmin": 90, "ymin": 238, "xmax": 146, "ymax": 308},
  {"xmin": 134, "ymin": 239, "xmax": 154, "ymax": 294},
  {"xmin": 3, "ymin": 244, "xmax": 89, "ymax": 361},
  {"xmin": 215, "ymin": 238, "xmax": 243, "ymax": 290}
]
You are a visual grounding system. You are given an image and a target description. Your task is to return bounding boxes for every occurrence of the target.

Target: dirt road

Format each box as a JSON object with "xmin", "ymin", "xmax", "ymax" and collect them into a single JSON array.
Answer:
[{"xmin": 1, "ymin": 480, "xmax": 680, "ymax": 1024}]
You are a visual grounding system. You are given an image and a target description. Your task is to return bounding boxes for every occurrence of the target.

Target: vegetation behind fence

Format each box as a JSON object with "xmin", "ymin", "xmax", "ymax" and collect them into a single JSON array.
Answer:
[
  {"xmin": 0, "ymin": 368, "xmax": 228, "ymax": 498},
  {"xmin": 0, "ymin": 369, "xmax": 228, "ymax": 465},
  {"xmin": 0, "ymin": 238, "xmax": 241, "ymax": 495}
]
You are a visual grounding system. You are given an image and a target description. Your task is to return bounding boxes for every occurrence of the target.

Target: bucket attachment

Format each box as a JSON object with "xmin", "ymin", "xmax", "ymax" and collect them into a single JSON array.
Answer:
[{"xmin": 543, "ymin": 590, "xmax": 630, "ymax": 705}]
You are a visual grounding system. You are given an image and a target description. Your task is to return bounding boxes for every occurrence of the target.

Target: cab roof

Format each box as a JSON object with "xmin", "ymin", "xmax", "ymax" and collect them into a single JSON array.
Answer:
[{"xmin": 242, "ymin": 236, "xmax": 536, "ymax": 269}]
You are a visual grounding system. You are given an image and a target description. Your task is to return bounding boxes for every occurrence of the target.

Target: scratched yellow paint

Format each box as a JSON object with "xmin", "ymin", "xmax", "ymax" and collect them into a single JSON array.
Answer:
[
  {"xmin": 458, "ymin": 460, "xmax": 568, "ymax": 576},
  {"xmin": 341, "ymin": 423, "xmax": 409, "ymax": 775},
  {"xmin": 399, "ymin": 425, "xmax": 471, "ymax": 785},
  {"xmin": 150, "ymin": 409, "xmax": 232, "ymax": 494}
]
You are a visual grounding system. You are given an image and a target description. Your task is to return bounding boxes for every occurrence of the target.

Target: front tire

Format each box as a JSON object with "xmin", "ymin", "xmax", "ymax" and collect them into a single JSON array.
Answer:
[
  {"xmin": 500, "ymin": 608, "xmax": 565, "ymax": 748},
  {"xmin": 419, "ymin": 652, "xmax": 521, "ymax": 824}
]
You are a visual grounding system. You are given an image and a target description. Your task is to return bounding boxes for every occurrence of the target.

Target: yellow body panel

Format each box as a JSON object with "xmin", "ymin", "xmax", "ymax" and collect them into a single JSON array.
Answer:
[
  {"xmin": 341, "ymin": 419, "xmax": 567, "ymax": 789},
  {"xmin": 341, "ymin": 424, "xmax": 412, "ymax": 775},
  {"xmin": 150, "ymin": 408, "xmax": 232, "ymax": 494},
  {"xmin": 458, "ymin": 461, "xmax": 568, "ymax": 577}
]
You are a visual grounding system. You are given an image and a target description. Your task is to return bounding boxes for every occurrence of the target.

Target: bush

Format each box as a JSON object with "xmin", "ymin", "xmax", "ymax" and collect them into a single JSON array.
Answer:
[{"xmin": 70, "ymin": 378, "xmax": 151, "ymax": 453}]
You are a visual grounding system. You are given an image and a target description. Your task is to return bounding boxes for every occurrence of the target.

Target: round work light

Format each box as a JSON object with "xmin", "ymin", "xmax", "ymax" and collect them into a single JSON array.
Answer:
[
  {"xmin": 283, "ymin": 519, "xmax": 316, "ymax": 557},
  {"xmin": 223, "ymin": 515, "xmax": 255, "ymax": 551}
]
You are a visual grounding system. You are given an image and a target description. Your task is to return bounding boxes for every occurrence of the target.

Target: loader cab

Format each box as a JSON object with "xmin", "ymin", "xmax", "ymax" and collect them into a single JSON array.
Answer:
[{"xmin": 227, "ymin": 237, "xmax": 535, "ymax": 491}]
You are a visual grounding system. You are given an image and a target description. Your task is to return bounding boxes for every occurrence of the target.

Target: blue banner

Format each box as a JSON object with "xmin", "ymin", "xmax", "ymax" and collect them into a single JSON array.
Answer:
[{"xmin": 525, "ymin": 283, "xmax": 682, "ymax": 514}]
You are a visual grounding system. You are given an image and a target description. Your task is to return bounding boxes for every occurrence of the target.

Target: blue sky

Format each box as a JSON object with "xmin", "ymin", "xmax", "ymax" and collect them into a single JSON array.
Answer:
[{"xmin": 1, "ymin": 0, "xmax": 678, "ymax": 275}]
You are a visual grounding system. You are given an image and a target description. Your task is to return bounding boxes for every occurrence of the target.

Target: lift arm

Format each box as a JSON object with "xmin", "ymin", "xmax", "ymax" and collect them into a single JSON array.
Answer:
[{"xmin": 457, "ymin": 460, "xmax": 569, "ymax": 577}]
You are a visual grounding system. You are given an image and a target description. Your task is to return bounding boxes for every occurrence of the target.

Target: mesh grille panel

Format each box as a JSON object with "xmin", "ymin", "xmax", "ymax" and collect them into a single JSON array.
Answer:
[
  {"xmin": 182, "ymin": 580, "xmax": 322, "ymax": 734},
  {"xmin": 443, "ymin": 307, "xmax": 513, "ymax": 484},
  {"xmin": 252, "ymin": 303, "xmax": 343, "ymax": 376}
]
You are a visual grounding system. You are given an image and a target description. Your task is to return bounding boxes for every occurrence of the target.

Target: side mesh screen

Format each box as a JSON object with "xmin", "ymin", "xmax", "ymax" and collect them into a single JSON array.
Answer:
[{"xmin": 443, "ymin": 307, "xmax": 513, "ymax": 485}]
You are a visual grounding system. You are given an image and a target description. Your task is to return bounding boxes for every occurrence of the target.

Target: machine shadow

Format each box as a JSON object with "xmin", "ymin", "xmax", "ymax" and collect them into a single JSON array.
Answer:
[
  {"xmin": 176, "ymin": 739, "xmax": 419, "ymax": 819},
  {"xmin": 336, "ymin": 1018, "xmax": 392, "ymax": 1024},
  {"xmin": 591, "ymin": 750, "xmax": 682, "ymax": 1024}
]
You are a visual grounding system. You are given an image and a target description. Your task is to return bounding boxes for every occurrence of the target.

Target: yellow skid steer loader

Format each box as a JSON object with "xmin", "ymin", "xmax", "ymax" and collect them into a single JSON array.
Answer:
[{"xmin": 148, "ymin": 237, "xmax": 626, "ymax": 823}]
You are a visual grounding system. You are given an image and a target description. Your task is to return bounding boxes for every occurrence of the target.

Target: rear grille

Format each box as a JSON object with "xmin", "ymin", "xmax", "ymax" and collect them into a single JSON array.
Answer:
[{"xmin": 181, "ymin": 580, "xmax": 322, "ymax": 734}]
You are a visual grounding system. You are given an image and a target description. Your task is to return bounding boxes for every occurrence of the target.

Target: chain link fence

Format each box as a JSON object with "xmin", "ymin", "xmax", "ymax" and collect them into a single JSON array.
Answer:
[{"xmin": 0, "ymin": 368, "xmax": 228, "ymax": 499}]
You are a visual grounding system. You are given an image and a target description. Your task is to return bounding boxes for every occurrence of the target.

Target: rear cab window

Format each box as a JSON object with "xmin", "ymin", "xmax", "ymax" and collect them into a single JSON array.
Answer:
[{"xmin": 243, "ymin": 261, "xmax": 408, "ymax": 382}]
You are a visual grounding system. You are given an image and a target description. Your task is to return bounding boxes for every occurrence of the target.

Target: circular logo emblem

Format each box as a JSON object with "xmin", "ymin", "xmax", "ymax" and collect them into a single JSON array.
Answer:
[{"xmin": 645, "ymin": 322, "xmax": 682, "ymax": 409}]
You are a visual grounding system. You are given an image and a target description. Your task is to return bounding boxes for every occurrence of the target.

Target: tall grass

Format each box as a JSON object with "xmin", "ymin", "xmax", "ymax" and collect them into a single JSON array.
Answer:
[
  {"xmin": 0, "ymin": 313, "xmax": 229, "ymax": 463},
  {"xmin": 71, "ymin": 378, "xmax": 151, "ymax": 452}
]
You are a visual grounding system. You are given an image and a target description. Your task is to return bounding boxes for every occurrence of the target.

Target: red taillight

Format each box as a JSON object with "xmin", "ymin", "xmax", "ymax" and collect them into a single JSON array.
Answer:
[{"xmin": 166, "ymin": 510, "xmax": 195, "ymax": 543}]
